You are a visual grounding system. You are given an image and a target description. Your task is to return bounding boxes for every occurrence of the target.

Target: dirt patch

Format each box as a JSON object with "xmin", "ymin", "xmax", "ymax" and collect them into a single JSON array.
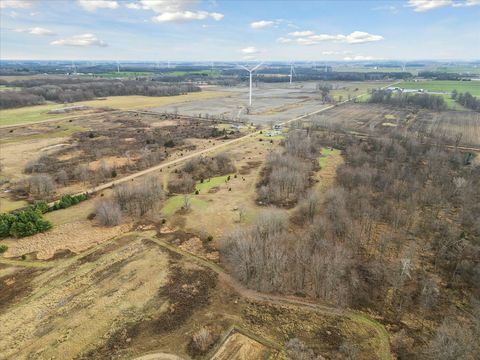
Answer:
[
  {"xmin": 79, "ymin": 265, "xmax": 217, "ymax": 359},
  {"xmin": 238, "ymin": 160, "xmax": 262, "ymax": 175},
  {"xmin": 243, "ymin": 301, "xmax": 382, "ymax": 359},
  {"xmin": 0, "ymin": 267, "xmax": 45, "ymax": 312},
  {"xmin": 210, "ymin": 331, "xmax": 270, "ymax": 360},
  {"xmin": 3, "ymin": 220, "xmax": 130, "ymax": 260},
  {"xmin": 178, "ymin": 236, "xmax": 220, "ymax": 262}
]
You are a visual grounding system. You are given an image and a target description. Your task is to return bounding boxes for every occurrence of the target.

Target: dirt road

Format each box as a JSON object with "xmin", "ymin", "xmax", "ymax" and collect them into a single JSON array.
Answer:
[
  {"xmin": 145, "ymin": 234, "xmax": 392, "ymax": 360},
  {"xmin": 73, "ymin": 99, "xmax": 361, "ymax": 198}
]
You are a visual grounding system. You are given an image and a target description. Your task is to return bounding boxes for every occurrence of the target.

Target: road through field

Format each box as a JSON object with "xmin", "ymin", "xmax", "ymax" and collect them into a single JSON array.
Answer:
[{"xmin": 74, "ymin": 84, "xmax": 398, "ymax": 198}]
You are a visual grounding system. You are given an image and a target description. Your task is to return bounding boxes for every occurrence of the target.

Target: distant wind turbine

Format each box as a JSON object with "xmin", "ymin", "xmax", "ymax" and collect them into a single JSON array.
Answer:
[
  {"xmin": 116, "ymin": 61, "xmax": 120, "ymax": 73},
  {"xmin": 239, "ymin": 62, "xmax": 263, "ymax": 106},
  {"xmin": 289, "ymin": 63, "xmax": 296, "ymax": 84}
]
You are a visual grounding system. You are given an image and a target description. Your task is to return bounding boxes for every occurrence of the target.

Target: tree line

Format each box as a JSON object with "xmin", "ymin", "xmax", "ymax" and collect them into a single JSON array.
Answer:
[
  {"xmin": 452, "ymin": 90, "xmax": 480, "ymax": 111},
  {"xmin": 369, "ymin": 89, "xmax": 447, "ymax": 110},
  {"xmin": 0, "ymin": 79, "xmax": 201, "ymax": 109}
]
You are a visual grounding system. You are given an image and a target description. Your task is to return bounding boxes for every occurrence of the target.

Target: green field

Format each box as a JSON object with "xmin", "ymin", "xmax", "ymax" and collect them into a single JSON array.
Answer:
[
  {"xmin": 162, "ymin": 70, "xmax": 221, "ymax": 77},
  {"xmin": 0, "ymin": 103, "xmax": 62, "ymax": 126},
  {"xmin": 319, "ymin": 147, "xmax": 341, "ymax": 168},
  {"xmin": 0, "ymin": 124, "xmax": 85, "ymax": 144},
  {"xmin": 398, "ymin": 80, "xmax": 480, "ymax": 96},
  {"xmin": 0, "ymin": 85, "xmax": 21, "ymax": 92},
  {"xmin": 96, "ymin": 71, "xmax": 154, "ymax": 78},
  {"xmin": 195, "ymin": 174, "xmax": 232, "ymax": 193},
  {"xmin": 162, "ymin": 195, "xmax": 208, "ymax": 216}
]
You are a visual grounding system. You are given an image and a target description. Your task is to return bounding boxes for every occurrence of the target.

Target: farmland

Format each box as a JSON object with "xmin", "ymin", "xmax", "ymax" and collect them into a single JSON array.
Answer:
[
  {"xmin": 312, "ymin": 102, "xmax": 480, "ymax": 146},
  {"xmin": 397, "ymin": 80, "xmax": 480, "ymax": 96}
]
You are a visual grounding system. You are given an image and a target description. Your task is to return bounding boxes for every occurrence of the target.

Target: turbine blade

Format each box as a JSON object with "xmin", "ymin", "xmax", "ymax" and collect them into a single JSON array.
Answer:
[{"xmin": 251, "ymin": 62, "xmax": 264, "ymax": 72}]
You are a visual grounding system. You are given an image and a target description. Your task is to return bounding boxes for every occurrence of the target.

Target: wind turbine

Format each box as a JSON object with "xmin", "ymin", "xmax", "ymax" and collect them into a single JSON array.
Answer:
[
  {"xmin": 116, "ymin": 61, "xmax": 120, "ymax": 73},
  {"xmin": 289, "ymin": 63, "xmax": 296, "ymax": 85},
  {"xmin": 239, "ymin": 62, "xmax": 263, "ymax": 106}
]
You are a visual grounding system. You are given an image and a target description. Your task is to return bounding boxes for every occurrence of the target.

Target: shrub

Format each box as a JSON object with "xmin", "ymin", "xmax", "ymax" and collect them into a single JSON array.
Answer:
[
  {"xmin": 0, "ymin": 208, "xmax": 52, "ymax": 238},
  {"xmin": 164, "ymin": 139, "xmax": 175, "ymax": 147},
  {"xmin": 95, "ymin": 200, "xmax": 122, "ymax": 226},
  {"xmin": 189, "ymin": 327, "xmax": 215, "ymax": 355},
  {"xmin": 49, "ymin": 193, "xmax": 87, "ymax": 211},
  {"xmin": 0, "ymin": 244, "xmax": 8, "ymax": 253}
]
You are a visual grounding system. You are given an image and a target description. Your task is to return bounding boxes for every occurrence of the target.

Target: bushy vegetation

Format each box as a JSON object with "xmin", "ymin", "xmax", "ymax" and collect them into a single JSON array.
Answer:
[
  {"xmin": 369, "ymin": 89, "xmax": 447, "ymax": 110},
  {"xmin": 0, "ymin": 208, "xmax": 52, "ymax": 238},
  {"xmin": 182, "ymin": 153, "xmax": 236, "ymax": 180},
  {"xmin": 49, "ymin": 194, "xmax": 88, "ymax": 211},
  {"xmin": 113, "ymin": 176, "xmax": 164, "ymax": 217},
  {"xmin": 452, "ymin": 90, "xmax": 480, "ymax": 111},
  {"xmin": 257, "ymin": 130, "xmax": 321, "ymax": 207},
  {"xmin": 95, "ymin": 199, "xmax": 122, "ymax": 226}
]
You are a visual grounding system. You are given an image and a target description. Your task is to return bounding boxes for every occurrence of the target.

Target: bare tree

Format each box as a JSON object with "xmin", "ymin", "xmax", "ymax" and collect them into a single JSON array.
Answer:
[
  {"xmin": 95, "ymin": 199, "xmax": 122, "ymax": 226},
  {"xmin": 27, "ymin": 174, "xmax": 56, "ymax": 198},
  {"xmin": 114, "ymin": 176, "xmax": 164, "ymax": 217}
]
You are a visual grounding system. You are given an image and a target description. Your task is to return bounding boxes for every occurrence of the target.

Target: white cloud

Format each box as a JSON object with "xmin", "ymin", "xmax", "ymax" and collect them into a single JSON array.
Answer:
[
  {"xmin": 0, "ymin": 0, "xmax": 33, "ymax": 9},
  {"xmin": 277, "ymin": 37, "xmax": 292, "ymax": 43},
  {"xmin": 14, "ymin": 27, "xmax": 56, "ymax": 36},
  {"xmin": 344, "ymin": 55, "xmax": 376, "ymax": 61},
  {"xmin": 127, "ymin": 0, "xmax": 224, "ymax": 22},
  {"xmin": 406, "ymin": 0, "xmax": 452, "ymax": 12},
  {"xmin": 152, "ymin": 11, "xmax": 223, "ymax": 22},
  {"xmin": 51, "ymin": 34, "xmax": 108, "ymax": 47},
  {"xmin": 406, "ymin": 0, "xmax": 479, "ymax": 11},
  {"xmin": 452, "ymin": 0, "xmax": 480, "ymax": 6},
  {"xmin": 278, "ymin": 31, "xmax": 384, "ymax": 46},
  {"xmin": 241, "ymin": 46, "xmax": 259, "ymax": 55},
  {"xmin": 341, "ymin": 31, "xmax": 384, "ymax": 44},
  {"xmin": 77, "ymin": 0, "xmax": 119, "ymax": 12},
  {"xmin": 288, "ymin": 30, "xmax": 315, "ymax": 37},
  {"xmin": 250, "ymin": 20, "xmax": 275, "ymax": 29}
]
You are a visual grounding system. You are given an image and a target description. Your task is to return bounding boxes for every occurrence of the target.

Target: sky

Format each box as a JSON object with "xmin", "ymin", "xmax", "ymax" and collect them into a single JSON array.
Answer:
[{"xmin": 0, "ymin": 0, "xmax": 479, "ymax": 61}]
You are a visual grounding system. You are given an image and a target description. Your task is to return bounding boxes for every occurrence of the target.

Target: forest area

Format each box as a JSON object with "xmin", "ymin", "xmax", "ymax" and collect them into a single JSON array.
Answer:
[{"xmin": 221, "ymin": 128, "xmax": 480, "ymax": 359}]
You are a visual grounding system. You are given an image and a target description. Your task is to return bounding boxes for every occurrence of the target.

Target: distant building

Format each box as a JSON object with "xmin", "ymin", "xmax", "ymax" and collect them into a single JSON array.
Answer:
[{"xmin": 273, "ymin": 124, "xmax": 282, "ymax": 131}]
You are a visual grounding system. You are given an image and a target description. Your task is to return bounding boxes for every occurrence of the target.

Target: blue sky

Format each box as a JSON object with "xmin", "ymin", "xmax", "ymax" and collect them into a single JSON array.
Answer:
[{"xmin": 1, "ymin": 0, "xmax": 479, "ymax": 61}]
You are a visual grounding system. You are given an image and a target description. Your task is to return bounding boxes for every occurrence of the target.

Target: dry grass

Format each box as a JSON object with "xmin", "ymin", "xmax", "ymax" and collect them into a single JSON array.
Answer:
[
  {"xmin": 3, "ymin": 220, "xmax": 130, "ymax": 259},
  {"xmin": 210, "ymin": 331, "xmax": 270, "ymax": 360},
  {"xmin": 0, "ymin": 235, "xmax": 169, "ymax": 359},
  {"xmin": 76, "ymin": 91, "xmax": 230, "ymax": 110}
]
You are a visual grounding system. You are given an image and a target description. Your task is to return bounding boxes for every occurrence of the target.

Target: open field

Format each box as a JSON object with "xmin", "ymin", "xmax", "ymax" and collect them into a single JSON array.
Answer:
[
  {"xmin": 398, "ymin": 80, "xmax": 480, "ymax": 96},
  {"xmin": 75, "ymin": 90, "xmax": 230, "ymax": 109},
  {"xmin": 0, "ymin": 91, "xmax": 229, "ymax": 127},
  {"xmin": 312, "ymin": 102, "xmax": 480, "ymax": 146},
  {"xmin": 150, "ymin": 81, "xmax": 390, "ymax": 125}
]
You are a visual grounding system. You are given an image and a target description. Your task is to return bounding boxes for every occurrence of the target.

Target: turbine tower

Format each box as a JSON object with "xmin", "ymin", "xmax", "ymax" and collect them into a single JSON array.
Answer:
[
  {"xmin": 116, "ymin": 61, "xmax": 120, "ymax": 73},
  {"xmin": 239, "ymin": 62, "xmax": 263, "ymax": 106},
  {"xmin": 289, "ymin": 63, "xmax": 296, "ymax": 84}
]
